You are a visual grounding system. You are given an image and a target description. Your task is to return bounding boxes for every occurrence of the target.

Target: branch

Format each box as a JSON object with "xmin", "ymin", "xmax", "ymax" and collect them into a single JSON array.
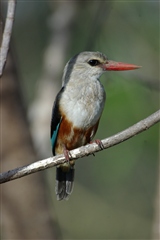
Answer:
[
  {"xmin": 0, "ymin": 110, "xmax": 159, "ymax": 184},
  {"xmin": 0, "ymin": 0, "xmax": 17, "ymax": 77}
]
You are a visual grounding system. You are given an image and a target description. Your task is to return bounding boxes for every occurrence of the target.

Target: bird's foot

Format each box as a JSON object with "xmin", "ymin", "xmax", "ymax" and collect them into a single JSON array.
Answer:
[
  {"xmin": 92, "ymin": 139, "xmax": 104, "ymax": 150},
  {"xmin": 62, "ymin": 145, "xmax": 71, "ymax": 166}
]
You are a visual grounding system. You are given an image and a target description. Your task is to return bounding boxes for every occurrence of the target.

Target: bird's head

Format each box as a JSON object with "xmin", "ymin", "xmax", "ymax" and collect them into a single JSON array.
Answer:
[{"xmin": 62, "ymin": 51, "xmax": 141, "ymax": 86}]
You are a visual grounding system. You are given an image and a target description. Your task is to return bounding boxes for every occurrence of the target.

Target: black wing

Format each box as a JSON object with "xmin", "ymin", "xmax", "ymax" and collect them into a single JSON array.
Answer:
[{"xmin": 50, "ymin": 87, "xmax": 64, "ymax": 155}]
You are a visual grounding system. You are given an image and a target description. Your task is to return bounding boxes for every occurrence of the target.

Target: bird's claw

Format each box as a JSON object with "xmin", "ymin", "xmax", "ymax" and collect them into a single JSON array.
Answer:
[
  {"xmin": 93, "ymin": 139, "xmax": 104, "ymax": 150},
  {"xmin": 63, "ymin": 145, "xmax": 72, "ymax": 166}
]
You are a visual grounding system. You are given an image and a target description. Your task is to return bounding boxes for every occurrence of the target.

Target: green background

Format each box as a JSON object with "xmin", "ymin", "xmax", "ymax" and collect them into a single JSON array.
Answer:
[{"xmin": 12, "ymin": 1, "xmax": 159, "ymax": 239}]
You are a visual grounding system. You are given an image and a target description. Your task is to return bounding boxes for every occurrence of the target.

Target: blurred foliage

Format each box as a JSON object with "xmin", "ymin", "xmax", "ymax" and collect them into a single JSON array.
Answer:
[{"xmin": 11, "ymin": 1, "xmax": 159, "ymax": 239}]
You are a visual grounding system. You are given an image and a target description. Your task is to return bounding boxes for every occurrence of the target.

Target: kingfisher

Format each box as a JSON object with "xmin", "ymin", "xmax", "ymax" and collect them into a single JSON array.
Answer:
[{"xmin": 50, "ymin": 51, "xmax": 140, "ymax": 200}]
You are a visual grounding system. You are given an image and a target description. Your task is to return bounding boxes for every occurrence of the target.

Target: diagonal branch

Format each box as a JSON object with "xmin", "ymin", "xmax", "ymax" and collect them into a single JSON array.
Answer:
[
  {"xmin": 0, "ymin": 110, "xmax": 159, "ymax": 184},
  {"xmin": 0, "ymin": 0, "xmax": 17, "ymax": 77}
]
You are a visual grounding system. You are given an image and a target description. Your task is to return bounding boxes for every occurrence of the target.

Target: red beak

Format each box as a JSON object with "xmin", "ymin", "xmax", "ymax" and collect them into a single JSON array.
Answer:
[{"xmin": 103, "ymin": 60, "xmax": 141, "ymax": 71}]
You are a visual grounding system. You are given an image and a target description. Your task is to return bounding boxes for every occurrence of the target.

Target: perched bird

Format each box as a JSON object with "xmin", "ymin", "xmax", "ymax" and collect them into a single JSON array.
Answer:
[{"xmin": 50, "ymin": 51, "xmax": 140, "ymax": 200}]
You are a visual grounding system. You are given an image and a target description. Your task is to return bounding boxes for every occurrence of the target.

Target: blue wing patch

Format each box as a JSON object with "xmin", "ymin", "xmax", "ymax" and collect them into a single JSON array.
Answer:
[
  {"xmin": 51, "ymin": 122, "xmax": 60, "ymax": 147},
  {"xmin": 51, "ymin": 119, "xmax": 62, "ymax": 155}
]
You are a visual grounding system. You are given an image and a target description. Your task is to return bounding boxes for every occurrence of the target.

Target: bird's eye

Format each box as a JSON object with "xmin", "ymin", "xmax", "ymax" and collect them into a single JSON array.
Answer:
[{"xmin": 88, "ymin": 59, "xmax": 100, "ymax": 67}]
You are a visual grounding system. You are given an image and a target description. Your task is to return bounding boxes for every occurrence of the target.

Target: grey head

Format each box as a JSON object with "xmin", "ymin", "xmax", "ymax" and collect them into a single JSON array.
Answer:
[{"xmin": 62, "ymin": 51, "xmax": 108, "ymax": 86}]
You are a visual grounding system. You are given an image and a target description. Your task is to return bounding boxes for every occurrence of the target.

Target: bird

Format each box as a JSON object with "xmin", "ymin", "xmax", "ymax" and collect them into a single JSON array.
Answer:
[{"xmin": 50, "ymin": 51, "xmax": 140, "ymax": 200}]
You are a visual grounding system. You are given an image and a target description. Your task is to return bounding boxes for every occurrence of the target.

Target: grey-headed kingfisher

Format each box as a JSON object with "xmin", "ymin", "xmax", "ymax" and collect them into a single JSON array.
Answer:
[{"xmin": 50, "ymin": 51, "xmax": 140, "ymax": 200}]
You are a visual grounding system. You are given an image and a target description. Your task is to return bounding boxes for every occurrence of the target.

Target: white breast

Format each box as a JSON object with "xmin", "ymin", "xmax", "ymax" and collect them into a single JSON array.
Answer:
[{"xmin": 60, "ymin": 79, "xmax": 106, "ymax": 129}]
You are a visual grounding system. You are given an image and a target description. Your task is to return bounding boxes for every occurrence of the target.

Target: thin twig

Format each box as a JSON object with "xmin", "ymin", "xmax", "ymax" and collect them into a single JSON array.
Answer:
[
  {"xmin": 0, "ymin": 0, "xmax": 17, "ymax": 77},
  {"xmin": 0, "ymin": 110, "xmax": 159, "ymax": 184}
]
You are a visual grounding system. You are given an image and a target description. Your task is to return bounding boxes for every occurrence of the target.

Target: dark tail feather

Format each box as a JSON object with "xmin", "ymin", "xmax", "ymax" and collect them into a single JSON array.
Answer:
[{"xmin": 55, "ymin": 167, "xmax": 75, "ymax": 200}]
